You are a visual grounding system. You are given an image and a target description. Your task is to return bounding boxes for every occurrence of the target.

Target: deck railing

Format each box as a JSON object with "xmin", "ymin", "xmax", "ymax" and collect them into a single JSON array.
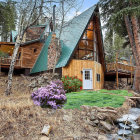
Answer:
[
  {"xmin": 0, "ymin": 57, "xmax": 22, "ymax": 67},
  {"xmin": 106, "ymin": 62, "xmax": 135, "ymax": 73}
]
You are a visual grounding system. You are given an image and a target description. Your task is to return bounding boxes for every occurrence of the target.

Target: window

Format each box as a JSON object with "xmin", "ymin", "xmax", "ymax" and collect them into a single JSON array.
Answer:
[
  {"xmin": 97, "ymin": 74, "xmax": 100, "ymax": 82},
  {"xmin": 33, "ymin": 48, "xmax": 37, "ymax": 53},
  {"xmin": 85, "ymin": 71, "xmax": 90, "ymax": 80},
  {"xmin": 73, "ymin": 17, "xmax": 99, "ymax": 62}
]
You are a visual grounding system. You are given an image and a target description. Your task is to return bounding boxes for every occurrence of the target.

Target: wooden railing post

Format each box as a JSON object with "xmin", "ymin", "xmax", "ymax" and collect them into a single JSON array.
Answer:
[
  {"xmin": 116, "ymin": 53, "xmax": 119, "ymax": 88},
  {"xmin": 130, "ymin": 56, "xmax": 133, "ymax": 85}
]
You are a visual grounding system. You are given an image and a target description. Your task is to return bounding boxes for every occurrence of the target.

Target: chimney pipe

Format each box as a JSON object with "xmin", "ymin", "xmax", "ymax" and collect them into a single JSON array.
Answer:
[{"xmin": 53, "ymin": 5, "xmax": 56, "ymax": 32}]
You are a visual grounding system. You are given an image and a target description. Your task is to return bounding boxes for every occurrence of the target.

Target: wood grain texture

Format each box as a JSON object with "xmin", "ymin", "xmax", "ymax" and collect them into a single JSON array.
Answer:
[
  {"xmin": 62, "ymin": 59, "xmax": 104, "ymax": 90},
  {"xmin": 21, "ymin": 42, "xmax": 43, "ymax": 68}
]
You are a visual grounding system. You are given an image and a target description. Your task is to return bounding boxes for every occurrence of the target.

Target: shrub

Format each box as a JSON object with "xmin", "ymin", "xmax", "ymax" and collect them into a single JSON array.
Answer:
[
  {"xmin": 31, "ymin": 80, "xmax": 66, "ymax": 109},
  {"xmin": 0, "ymin": 50, "xmax": 9, "ymax": 58},
  {"xmin": 61, "ymin": 76, "xmax": 82, "ymax": 93}
]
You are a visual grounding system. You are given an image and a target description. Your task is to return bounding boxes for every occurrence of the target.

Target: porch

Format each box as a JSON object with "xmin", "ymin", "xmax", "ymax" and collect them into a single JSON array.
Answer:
[
  {"xmin": 0, "ymin": 57, "xmax": 22, "ymax": 69},
  {"xmin": 105, "ymin": 62, "xmax": 135, "ymax": 87}
]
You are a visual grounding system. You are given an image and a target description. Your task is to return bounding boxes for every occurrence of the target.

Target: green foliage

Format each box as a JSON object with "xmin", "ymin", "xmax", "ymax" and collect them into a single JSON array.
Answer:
[
  {"xmin": 61, "ymin": 76, "xmax": 82, "ymax": 93},
  {"xmin": 99, "ymin": 89, "xmax": 133, "ymax": 96},
  {"xmin": 64, "ymin": 90, "xmax": 126, "ymax": 109},
  {"xmin": 99, "ymin": 0, "xmax": 140, "ymax": 38},
  {"xmin": 104, "ymin": 32, "xmax": 132, "ymax": 63},
  {"xmin": 0, "ymin": 0, "xmax": 17, "ymax": 41},
  {"xmin": 0, "ymin": 50, "xmax": 9, "ymax": 57}
]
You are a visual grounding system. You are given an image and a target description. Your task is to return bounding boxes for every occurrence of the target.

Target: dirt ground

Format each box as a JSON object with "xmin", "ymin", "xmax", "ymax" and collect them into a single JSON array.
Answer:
[{"xmin": 0, "ymin": 76, "xmax": 132, "ymax": 140}]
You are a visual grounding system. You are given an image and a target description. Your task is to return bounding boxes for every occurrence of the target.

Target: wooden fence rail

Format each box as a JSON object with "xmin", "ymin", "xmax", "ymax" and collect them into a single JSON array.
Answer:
[
  {"xmin": 106, "ymin": 62, "xmax": 135, "ymax": 73},
  {"xmin": 0, "ymin": 57, "xmax": 22, "ymax": 67}
]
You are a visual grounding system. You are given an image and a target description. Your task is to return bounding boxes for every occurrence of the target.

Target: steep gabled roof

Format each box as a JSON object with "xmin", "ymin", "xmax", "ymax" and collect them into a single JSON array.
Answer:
[
  {"xmin": 31, "ymin": 5, "xmax": 101, "ymax": 74},
  {"xmin": 56, "ymin": 5, "xmax": 96, "ymax": 68}
]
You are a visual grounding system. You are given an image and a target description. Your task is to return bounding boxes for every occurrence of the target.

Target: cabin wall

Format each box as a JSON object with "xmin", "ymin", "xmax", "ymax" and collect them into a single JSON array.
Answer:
[
  {"xmin": 62, "ymin": 59, "xmax": 104, "ymax": 90},
  {"xmin": 21, "ymin": 42, "xmax": 43, "ymax": 68}
]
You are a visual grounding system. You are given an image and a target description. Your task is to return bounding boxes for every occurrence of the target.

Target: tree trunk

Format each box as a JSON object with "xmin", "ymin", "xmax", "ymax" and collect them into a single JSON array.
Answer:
[
  {"xmin": 5, "ymin": 37, "xmax": 21, "ymax": 95},
  {"xmin": 124, "ymin": 15, "xmax": 140, "ymax": 93},
  {"xmin": 131, "ymin": 16, "xmax": 140, "ymax": 93}
]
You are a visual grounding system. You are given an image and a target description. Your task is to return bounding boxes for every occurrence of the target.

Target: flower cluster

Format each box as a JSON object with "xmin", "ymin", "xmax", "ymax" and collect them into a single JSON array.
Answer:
[
  {"xmin": 31, "ymin": 80, "xmax": 66, "ymax": 109},
  {"xmin": 61, "ymin": 76, "xmax": 82, "ymax": 93}
]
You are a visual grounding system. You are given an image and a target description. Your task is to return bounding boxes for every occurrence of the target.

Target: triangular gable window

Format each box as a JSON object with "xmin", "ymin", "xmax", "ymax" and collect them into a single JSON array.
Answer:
[{"xmin": 73, "ymin": 17, "xmax": 100, "ymax": 63}]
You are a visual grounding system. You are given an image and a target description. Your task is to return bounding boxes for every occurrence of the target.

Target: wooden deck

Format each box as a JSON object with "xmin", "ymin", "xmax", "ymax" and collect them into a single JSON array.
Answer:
[
  {"xmin": 106, "ymin": 62, "xmax": 135, "ymax": 79},
  {"xmin": 0, "ymin": 57, "xmax": 22, "ymax": 68},
  {"xmin": 106, "ymin": 62, "xmax": 135, "ymax": 73}
]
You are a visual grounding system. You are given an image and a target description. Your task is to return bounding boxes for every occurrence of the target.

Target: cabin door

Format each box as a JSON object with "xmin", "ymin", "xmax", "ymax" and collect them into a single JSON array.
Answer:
[{"xmin": 83, "ymin": 69, "xmax": 93, "ymax": 89}]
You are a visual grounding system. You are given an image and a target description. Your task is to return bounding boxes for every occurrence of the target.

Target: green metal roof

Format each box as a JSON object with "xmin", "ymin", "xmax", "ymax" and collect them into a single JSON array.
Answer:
[
  {"xmin": 30, "ymin": 5, "xmax": 97, "ymax": 74},
  {"xmin": 30, "ymin": 33, "xmax": 52, "ymax": 74},
  {"xmin": 56, "ymin": 5, "xmax": 96, "ymax": 68}
]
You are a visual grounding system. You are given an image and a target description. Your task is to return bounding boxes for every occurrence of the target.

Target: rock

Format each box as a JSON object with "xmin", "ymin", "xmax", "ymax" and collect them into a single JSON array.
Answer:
[
  {"xmin": 40, "ymin": 136, "xmax": 50, "ymax": 140},
  {"xmin": 93, "ymin": 119, "xmax": 99, "ymax": 124},
  {"xmin": 118, "ymin": 114, "xmax": 137, "ymax": 122},
  {"xmin": 38, "ymin": 77, "xmax": 44, "ymax": 84},
  {"xmin": 90, "ymin": 112, "xmax": 95, "ymax": 121},
  {"xmin": 119, "ymin": 123, "xmax": 130, "ymax": 129},
  {"xmin": 33, "ymin": 87, "xmax": 38, "ymax": 92},
  {"xmin": 130, "ymin": 122, "xmax": 139, "ymax": 129},
  {"xmin": 100, "ymin": 121, "xmax": 112, "ymax": 131},
  {"xmin": 63, "ymin": 137, "xmax": 74, "ymax": 140},
  {"xmin": 118, "ymin": 129, "xmax": 132, "ymax": 136},
  {"xmin": 29, "ymin": 80, "xmax": 36, "ymax": 88},
  {"xmin": 41, "ymin": 125, "xmax": 52, "ymax": 136},
  {"xmin": 44, "ymin": 76, "xmax": 48, "ymax": 80},
  {"xmin": 98, "ymin": 135, "xmax": 108, "ymax": 140}
]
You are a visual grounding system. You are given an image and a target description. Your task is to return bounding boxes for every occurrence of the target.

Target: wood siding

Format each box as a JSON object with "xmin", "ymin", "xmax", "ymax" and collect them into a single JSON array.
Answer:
[
  {"xmin": 21, "ymin": 42, "xmax": 43, "ymax": 68},
  {"xmin": 62, "ymin": 59, "xmax": 104, "ymax": 90}
]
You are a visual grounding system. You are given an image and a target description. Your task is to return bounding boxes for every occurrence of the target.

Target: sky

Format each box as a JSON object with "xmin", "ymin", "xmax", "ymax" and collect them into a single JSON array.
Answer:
[{"xmin": 81, "ymin": 0, "xmax": 99, "ymax": 12}]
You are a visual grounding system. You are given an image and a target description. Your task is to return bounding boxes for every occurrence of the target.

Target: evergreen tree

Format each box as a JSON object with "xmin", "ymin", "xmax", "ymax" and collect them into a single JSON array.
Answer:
[
  {"xmin": 99, "ymin": 0, "xmax": 140, "ymax": 93},
  {"xmin": 0, "ymin": 0, "xmax": 16, "ymax": 41}
]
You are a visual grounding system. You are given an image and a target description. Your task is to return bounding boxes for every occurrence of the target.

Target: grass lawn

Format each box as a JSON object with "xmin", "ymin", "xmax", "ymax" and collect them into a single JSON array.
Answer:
[
  {"xmin": 64, "ymin": 90, "xmax": 132, "ymax": 109},
  {"xmin": 99, "ymin": 89, "xmax": 133, "ymax": 96}
]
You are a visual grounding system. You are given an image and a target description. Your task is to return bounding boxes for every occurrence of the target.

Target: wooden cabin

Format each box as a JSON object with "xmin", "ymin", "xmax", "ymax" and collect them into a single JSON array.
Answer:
[
  {"xmin": 0, "ymin": 4, "xmax": 135, "ymax": 90},
  {"xmin": 31, "ymin": 5, "xmax": 105, "ymax": 90},
  {"xmin": 0, "ymin": 40, "xmax": 43, "ymax": 70},
  {"xmin": 0, "ymin": 23, "xmax": 50, "ymax": 74}
]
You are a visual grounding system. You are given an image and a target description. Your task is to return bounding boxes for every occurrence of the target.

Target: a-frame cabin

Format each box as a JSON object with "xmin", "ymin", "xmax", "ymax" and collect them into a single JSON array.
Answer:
[{"xmin": 31, "ymin": 5, "xmax": 105, "ymax": 90}]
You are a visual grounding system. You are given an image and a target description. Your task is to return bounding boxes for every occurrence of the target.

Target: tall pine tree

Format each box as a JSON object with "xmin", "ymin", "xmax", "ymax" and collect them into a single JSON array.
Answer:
[
  {"xmin": 0, "ymin": 0, "xmax": 16, "ymax": 41},
  {"xmin": 99, "ymin": 0, "xmax": 140, "ymax": 93}
]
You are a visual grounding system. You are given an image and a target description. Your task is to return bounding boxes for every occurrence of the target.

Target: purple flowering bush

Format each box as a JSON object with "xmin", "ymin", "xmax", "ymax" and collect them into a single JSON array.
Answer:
[{"xmin": 31, "ymin": 80, "xmax": 67, "ymax": 109}]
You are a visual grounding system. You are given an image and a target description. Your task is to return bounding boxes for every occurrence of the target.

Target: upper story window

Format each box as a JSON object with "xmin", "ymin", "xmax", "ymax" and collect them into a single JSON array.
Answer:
[{"xmin": 73, "ymin": 18, "xmax": 100, "ymax": 62}]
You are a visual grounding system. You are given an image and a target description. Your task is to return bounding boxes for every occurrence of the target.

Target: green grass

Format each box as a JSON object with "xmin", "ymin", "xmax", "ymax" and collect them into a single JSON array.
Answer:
[
  {"xmin": 64, "ymin": 90, "xmax": 128, "ymax": 109},
  {"xmin": 99, "ymin": 89, "xmax": 133, "ymax": 96}
]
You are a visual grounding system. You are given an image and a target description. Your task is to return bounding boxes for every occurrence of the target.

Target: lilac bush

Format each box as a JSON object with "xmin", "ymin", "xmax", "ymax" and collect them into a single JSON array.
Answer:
[{"xmin": 31, "ymin": 80, "xmax": 67, "ymax": 109}]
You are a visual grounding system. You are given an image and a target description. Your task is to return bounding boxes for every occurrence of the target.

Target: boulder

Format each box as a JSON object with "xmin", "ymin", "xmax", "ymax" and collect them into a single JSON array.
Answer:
[{"xmin": 100, "ymin": 121, "xmax": 112, "ymax": 131}]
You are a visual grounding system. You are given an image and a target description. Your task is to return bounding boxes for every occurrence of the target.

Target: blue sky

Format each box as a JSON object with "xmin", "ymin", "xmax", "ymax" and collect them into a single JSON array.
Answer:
[{"xmin": 82, "ymin": 0, "xmax": 99, "ymax": 12}]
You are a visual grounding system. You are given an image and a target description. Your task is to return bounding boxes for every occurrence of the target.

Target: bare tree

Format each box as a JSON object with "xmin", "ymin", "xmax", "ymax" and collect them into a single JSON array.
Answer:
[
  {"xmin": 5, "ymin": 0, "xmax": 83, "ymax": 95},
  {"xmin": 46, "ymin": 0, "xmax": 84, "ymax": 74},
  {"xmin": 5, "ymin": 0, "xmax": 44, "ymax": 96}
]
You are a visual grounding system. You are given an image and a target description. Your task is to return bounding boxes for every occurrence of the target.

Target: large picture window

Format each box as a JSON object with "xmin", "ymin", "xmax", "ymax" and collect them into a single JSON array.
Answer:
[{"xmin": 73, "ymin": 18, "xmax": 100, "ymax": 62}]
